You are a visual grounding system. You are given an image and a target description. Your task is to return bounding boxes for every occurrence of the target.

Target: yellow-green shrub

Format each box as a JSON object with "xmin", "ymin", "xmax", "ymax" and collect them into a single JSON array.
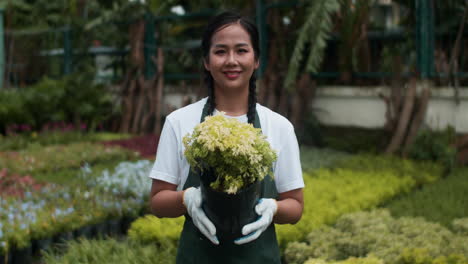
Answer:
[
  {"xmin": 128, "ymin": 215, "xmax": 184, "ymax": 246},
  {"xmin": 276, "ymin": 168, "xmax": 415, "ymax": 247},
  {"xmin": 284, "ymin": 210, "xmax": 468, "ymax": 264},
  {"xmin": 305, "ymin": 256, "xmax": 384, "ymax": 264}
]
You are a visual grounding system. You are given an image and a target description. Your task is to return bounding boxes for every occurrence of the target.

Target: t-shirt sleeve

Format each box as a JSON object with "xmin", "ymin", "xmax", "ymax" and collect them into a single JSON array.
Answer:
[
  {"xmin": 148, "ymin": 119, "xmax": 180, "ymax": 185},
  {"xmin": 274, "ymin": 124, "xmax": 304, "ymax": 193}
]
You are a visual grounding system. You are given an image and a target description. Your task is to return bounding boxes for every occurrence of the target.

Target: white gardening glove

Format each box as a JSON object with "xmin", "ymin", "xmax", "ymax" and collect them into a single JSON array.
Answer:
[
  {"xmin": 183, "ymin": 187, "xmax": 219, "ymax": 245},
  {"xmin": 234, "ymin": 198, "xmax": 277, "ymax": 245}
]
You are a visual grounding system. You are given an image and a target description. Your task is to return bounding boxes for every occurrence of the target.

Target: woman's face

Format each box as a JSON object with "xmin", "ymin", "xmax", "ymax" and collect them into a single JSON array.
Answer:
[{"xmin": 204, "ymin": 23, "xmax": 259, "ymax": 94}]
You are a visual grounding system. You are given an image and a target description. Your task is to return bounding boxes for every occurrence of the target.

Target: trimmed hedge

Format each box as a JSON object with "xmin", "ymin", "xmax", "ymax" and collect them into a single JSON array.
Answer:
[
  {"xmin": 0, "ymin": 131, "xmax": 132, "ymax": 151},
  {"xmin": 42, "ymin": 238, "xmax": 176, "ymax": 264},
  {"xmin": 0, "ymin": 142, "xmax": 138, "ymax": 176},
  {"xmin": 128, "ymin": 215, "xmax": 184, "ymax": 246},
  {"xmin": 284, "ymin": 210, "xmax": 468, "ymax": 264},
  {"xmin": 386, "ymin": 167, "xmax": 468, "ymax": 228}
]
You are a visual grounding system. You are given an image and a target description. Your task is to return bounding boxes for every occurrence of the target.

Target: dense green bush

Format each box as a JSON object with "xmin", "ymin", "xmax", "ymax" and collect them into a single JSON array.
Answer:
[
  {"xmin": 407, "ymin": 127, "xmax": 457, "ymax": 172},
  {"xmin": 300, "ymin": 147, "xmax": 350, "ymax": 173},
  {"xmin": 284, "ymin": 210, "xmax": 468, "ymax": 264},
  {"xmin": 0, "ymin": 89, "xmax": 33, "ymax": 128},
  {"xmin": 321, "ymin": 126, "xmax": 388, "ymax": 154},
  {"xmin": 0, "ymin": 71, "xmax": 117, "ymax": 133},
  {"xmin": 0, "ymin": 142, "xmax": 138, "ymax": 175},
  {"xmin": 386, "ymin": 168, "xmax": 468, "ymax": 228},
  {"xmin": 128, "ymin": 215, "xmax": 183, "ymax": 246},
  {"xmin": 43, "ymin": 238, "xmax": 176, "ymax": 264}
]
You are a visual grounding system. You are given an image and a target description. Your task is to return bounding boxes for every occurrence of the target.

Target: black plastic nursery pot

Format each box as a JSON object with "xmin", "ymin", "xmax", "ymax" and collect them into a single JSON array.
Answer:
[
  {"xmin": 10, "ymin": 245, "xmax": 32, "ymax": 264},
  {"xmin": 200, "ymin": 176, "xmax": 261, "ymax": 244},
  {"xmin": 73, "ymin": 225, "xmax": 93, "ymax": 239},
  {"xmin": 32, "ymin": 237, "xmax": 53, "ymax": 255}
]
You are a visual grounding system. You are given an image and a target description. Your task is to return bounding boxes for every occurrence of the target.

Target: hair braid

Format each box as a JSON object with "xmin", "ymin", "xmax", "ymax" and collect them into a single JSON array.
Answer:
[
  {"xmin": 205, "ymin": 70, "xmax": 216, "ymax": 116},
  {"xmin": 247, "ymin": 74, "xmax": 257, "ymax": 124}
]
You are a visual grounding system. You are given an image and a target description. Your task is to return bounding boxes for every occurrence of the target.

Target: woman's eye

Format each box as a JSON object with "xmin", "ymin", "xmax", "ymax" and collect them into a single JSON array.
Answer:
[
  {"xmin": 238, "ymin": 49, "xmax": 248, "ymax": 53},
  {"xmin": 214, "ymin": 50, "xmax": 225, "ymax": 54}
]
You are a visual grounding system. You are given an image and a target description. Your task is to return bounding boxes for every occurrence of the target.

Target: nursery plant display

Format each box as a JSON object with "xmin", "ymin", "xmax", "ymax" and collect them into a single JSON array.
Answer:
[
  {"xmin": 183, "ymin": 112, "xmax": 277, "ymax": 242},
  {"xmin": 284, "ymin": 210, "xmax": 468, "ymax": 264}
]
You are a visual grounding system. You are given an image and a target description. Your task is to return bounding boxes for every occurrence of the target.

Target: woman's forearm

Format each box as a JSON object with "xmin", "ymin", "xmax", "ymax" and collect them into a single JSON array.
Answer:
[
  {"xmin": 151, "ymin": 189, "xmax": 186, "ymax": 218},
  {"xmin": 150, "ymin": 179, "xmax": 186, "ymax": 218},
  {"xmin": 273, "ymin": 188, "xmax": 304, "ymax": 224}
]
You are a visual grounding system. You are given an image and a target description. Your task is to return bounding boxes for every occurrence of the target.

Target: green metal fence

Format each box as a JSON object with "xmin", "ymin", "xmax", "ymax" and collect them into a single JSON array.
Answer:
[{"xmin": 1, "ymin": 0, "xmax": 467, "ymax": 87}]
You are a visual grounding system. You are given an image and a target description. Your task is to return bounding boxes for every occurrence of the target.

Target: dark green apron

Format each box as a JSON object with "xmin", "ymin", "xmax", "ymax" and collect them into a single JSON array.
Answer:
[{"xmin": 176, "ymin": 102, "xmax": 281, "ymax": 264}]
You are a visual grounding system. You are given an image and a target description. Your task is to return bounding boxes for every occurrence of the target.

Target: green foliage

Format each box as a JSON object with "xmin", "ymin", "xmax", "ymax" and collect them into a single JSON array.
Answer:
[
  {"xmin": 0, "ymin": 89, "xmax": 33, "ymax": 129},
  {"xmin": 397, "ymin": 248, "xmax": 467, "ymax": 264},
  {"xmin": 284, "ymin": 210, "xmax": 468, "ymax": 264},
  {"xmin": 276, "ymin": 167, "xmax": 415, "ymax": 247},
  {"xmin": 284, "ymin": 0, "xmax": 340, "ymax": 90},
  {"xmin": 0, "ymin": 132, "xmax": 131, "ymax": 151},
  {"xmin": 183, "ymin": 113, "xmax": 277, "ymax": 194},
  {"xmin": 305, "ymin": 256, "xmax": 384, "ymax": 264},
  {"xmin": 407, "ymin": 127, "xmax": 457, "ymax": 172},
  {"xmin": 277, "ymin": 154, "xmax": 443, "ymax": 247},
  {"xmin": 300, "ymin": 146, "xmax": 350, "ymax": 174},
  {"xmin": 128, "ymin": 215, "xmax": 183, "ymax": 246},
  {"xmin": 386, "ymin": 167, "xmax": 468, "ymax": 228},
  {"xmin": 322, "ymin": 126, "xmax": 388, "ymax": 154},
  {"xmin": 452, "ymin": 218, "xmax": 468, "ymax": 236},
  {"xmin": 0, "ymin": 142, "xmax": 138, "ymax": 175},
  {"xmin": 334, "ymin": 154, "xmax": 443, "ymax": 186},
  {"xmin": 42, "ymin": 238, "xmax": 176, "ymax": 264},
  {"xmin": 0, "ymin": 72, "xmax": 117, "ymax": 133}
]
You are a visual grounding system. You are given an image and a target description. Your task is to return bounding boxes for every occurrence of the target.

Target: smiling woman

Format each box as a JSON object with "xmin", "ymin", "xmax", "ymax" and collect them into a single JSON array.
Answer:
[{"xmin": 148, "ymin": 11, "xmax": 304, "ymax": 264}]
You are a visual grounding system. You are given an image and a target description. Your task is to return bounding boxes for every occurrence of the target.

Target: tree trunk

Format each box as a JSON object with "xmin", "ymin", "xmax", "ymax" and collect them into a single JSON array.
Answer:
[
  {"xmin": 120, "ymin": 78, "xmax": 137, "ymax": 133},
  {"xmin": 402, "ymin": 81, "xmax": 431, "ymax": 156},
  {"xmin": 131, "ymin": 76, "xmax": 147, "ymax": 134},
  {"xmin": 290, "ymin": 73, "xmax": 313, "ymax": 129},
  {"xmin": 385, "ymin": 77, "xmax": 417, "ymax": 154},
  {"xmin": 448, "ymin": 3, "xmax": 468, "ymax": 105},
  {"xmin": 154, "ymin": 48, "xmax": 164, "ymax": 134}
]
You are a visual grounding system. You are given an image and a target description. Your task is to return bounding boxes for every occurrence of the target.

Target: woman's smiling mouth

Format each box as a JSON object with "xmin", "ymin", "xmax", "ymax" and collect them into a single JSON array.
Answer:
[{"xmin": 224, "ymin": 71, "xmax": 241, "ymax": 79}]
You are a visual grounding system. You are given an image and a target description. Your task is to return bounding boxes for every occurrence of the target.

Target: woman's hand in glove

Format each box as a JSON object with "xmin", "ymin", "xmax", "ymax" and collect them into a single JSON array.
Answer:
[
  {"xmin": 234, "ymin": 198, "xmax": 277, "ymax": 245},
  {"xmin": 183, "ymin": 187, "xmax": 219, "ymax": 245}
]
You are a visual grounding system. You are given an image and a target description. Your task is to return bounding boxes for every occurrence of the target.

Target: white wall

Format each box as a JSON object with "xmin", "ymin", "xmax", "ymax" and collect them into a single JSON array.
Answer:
[
  {"xmin": 162, "ymin": 84, "xmax": 468, "ymax": 133},
  {"xmin": 312, "ymin": 85, "xmax": 468, "ymax": 133}
]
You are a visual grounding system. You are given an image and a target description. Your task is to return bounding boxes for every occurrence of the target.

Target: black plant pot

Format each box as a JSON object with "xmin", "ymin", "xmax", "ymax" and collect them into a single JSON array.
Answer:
[
  {"xmin": 11, "ymin": 245, "xmax": 32, "ymax": 264},
  {"xmin": 32, "ymin": 237, "xmax": 53, "ymax": 255},
  {"xmin": 73, "ymin": 225, "xmax": 93, "ymax": 239},
  {"xmin": 200, "ymin": 178, "xmax": 261, "ymax": 244},
  {"xmin": 53, "ymin": 231, "xmax": 73, "ymax": 244},
  {"xmin": 92, "ymin": 222, "xmax": 108, "ymax": 238},
  {"xmin": 106, "ymin": 219, "xmax": 121, "ymax": 237},
  {"xmin": 0, "ymin": 251, "xmax": 11, "ymax": 264},
  {"xmin": 120, "ymin": 216, "xmax": 136, "ymax": 235}
]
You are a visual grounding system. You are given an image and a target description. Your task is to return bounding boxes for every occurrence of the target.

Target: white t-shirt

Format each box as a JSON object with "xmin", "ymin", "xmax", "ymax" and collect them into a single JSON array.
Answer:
[{"xmin": 149, "ymin": 97, "xmax": 304, "ymax": 193}]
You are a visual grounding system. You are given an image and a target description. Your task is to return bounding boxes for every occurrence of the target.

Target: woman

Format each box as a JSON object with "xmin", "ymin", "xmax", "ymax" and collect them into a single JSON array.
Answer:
[{"xmin": 149, "ymin": 11, "xmax": 304, "ymax": 263}]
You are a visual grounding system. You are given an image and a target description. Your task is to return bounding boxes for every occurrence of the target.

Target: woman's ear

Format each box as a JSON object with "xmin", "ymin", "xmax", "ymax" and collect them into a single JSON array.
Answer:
[
  {"xmin": 203, "ymin": 59, "xmax": 210, "ymax": 72},
  {"xmin": 254, "ymin": 59, "xmax": 260, "ymax": 70}
]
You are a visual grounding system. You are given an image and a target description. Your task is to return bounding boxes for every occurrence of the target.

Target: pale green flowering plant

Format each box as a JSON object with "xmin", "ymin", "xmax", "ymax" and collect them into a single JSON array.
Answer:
[{"xmin": 183, "ymin": 112, "xmax": 277, "ymax": 194}]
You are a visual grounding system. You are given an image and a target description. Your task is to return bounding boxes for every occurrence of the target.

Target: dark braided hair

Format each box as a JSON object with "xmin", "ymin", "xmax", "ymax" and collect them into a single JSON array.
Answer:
[{"xmin": 202, "ymin": 11, "xmax": 260, "ymax": 124}]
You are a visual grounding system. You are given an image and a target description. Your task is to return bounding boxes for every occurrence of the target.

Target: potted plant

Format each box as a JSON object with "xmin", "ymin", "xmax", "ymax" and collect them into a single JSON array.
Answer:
[{"xmin": 183, "ymin": 113, "xmax": 277, "ymax": 243}]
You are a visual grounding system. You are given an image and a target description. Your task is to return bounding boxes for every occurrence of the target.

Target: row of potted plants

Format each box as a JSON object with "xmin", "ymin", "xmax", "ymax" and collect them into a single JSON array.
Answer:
[
  {"xmin": 0, "ymin": 159, "xmax": 154, "ymax": 263},
  {"xmin": 0, "ymin": 142, "xmax": 138, "ymax": 175}
]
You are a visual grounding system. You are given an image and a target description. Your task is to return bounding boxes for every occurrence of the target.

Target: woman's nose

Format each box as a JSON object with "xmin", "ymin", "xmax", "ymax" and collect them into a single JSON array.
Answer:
[{"xmin": 226, "ymin": 51, "xmax": 238, "ymax": 65}]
